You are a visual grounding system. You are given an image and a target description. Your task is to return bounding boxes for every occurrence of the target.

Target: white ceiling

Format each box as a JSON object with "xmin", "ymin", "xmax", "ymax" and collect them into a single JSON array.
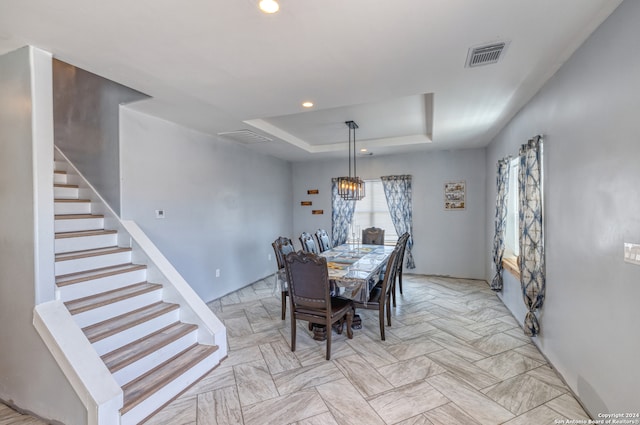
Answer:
[{"xmin": 0, "ymin": 0, "xmax": 622, "ymax": 161}]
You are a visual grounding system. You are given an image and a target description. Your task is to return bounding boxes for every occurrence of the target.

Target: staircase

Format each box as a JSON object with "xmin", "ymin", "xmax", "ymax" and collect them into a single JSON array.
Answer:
[{"xmin": 49, "ymin": 159, "xmax": 223, "ymax": 424}]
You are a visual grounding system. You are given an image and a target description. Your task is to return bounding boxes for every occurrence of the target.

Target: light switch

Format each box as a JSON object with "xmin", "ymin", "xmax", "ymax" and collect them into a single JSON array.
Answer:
[
  {"xmin": 155, "ymin": 209, "xmax": 165, "ymax": 219},
  {"xmin": 624, "ymin": 243, "xmax": 640, "ymax": 265}
]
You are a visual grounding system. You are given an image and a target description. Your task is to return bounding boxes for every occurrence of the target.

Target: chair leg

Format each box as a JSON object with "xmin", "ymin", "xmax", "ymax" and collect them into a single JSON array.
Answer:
[
  {"xmin": 290, "ymin": 316, "xmax": 297, "ymax": 352},
  {"xmin": 326, "ymin": 320, "xmax": 332, "ymax": 360},
  {"xmin": 281, "ymin": 291, "xmax": 287, "ymax": 320},
  {"xmin": 346, "ymin": 308, "xmax": 354, "ymax": 339},
  {"xmin": 392, "ymin": 279, "xmax": 397, "ymax": 307},
  {"xmin": 386, "ymin": 297, "xmax": 392, "ymax": 326},
  {"xmin": 398, "ymin": 270, "xmax": 403, "ymax": 294},
  {"xmin": 379, "ymin": 305, "xmax": 385, "ymax": 341}
]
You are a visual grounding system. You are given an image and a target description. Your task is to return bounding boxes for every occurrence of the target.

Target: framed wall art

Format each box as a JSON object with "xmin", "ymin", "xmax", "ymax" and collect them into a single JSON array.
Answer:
[{"xmin": 444, "ymin": 181, "xmax": 466, "ymax": 210}]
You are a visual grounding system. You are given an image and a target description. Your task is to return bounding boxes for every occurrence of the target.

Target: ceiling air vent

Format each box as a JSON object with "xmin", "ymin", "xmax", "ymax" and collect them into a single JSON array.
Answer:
[
  {"xmin": 217, "ymin": 129, "xmax": 273, "ymax": 144},
  {"xmin": 465, "ymin": 41, "xmax": 510, "ymax": 68}
]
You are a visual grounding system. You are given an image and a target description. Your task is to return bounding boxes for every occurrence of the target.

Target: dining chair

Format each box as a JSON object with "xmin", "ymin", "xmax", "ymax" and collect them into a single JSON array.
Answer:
[
  {"xmin": 362, "ymin": 227, "xmax": 385, "ymax": 245},
  {"xmin": 284, "ymin": 251, "xmax": 354, "ymax": 360},
  {"xmin": 299, "ymin": 231, "xmax": 319, "ymax": 254},
  {"xmin": 314, "ymin": 228, "xmax": 332, "ymax": 253},
  {"xmin": 272, "ymin": 236, "xmax": 295, "ymax": 320},
  {"xmin": 354, "ymin": 247, "xmax": 400, "ymax": 341}
]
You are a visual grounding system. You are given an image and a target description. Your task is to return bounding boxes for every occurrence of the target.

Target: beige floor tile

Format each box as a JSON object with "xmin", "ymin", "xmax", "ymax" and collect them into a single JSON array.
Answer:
[
  {"xmin": 233, "ymin": 360, "xmax": 279, "ymax": 406},
  {"xmin": 427, "ymin": 372, "xmax": 515, "ymax": 425},
  {"xmin": 525, "ymin": 365, "xmax": 569, "ymax": 393},
  {"xmin": 334, "ymin": 354, "xmax": 394, "ymax": 397},
  {"xmin": 470, "ymin": 332, "xmax": 527, "ymax": 355},
  {"xmin": 242, "ymin": 388, "xmax": 327, "ymax": 425},
  {"xmin": 386, "ymin": 334, "xmax": 443, "ymax": 360},
  {"xmin": 483, "ymin": 374, "xmax": 565, "ymax": 415},
  {"xmin": 423, "ymin": 402, "xmax": 482, "ymax": 425},
  {"xmin": 144, "ymin": 395, "xmax": 197, "ymax": 425},
  {"xmin": 545, "ymin": 393, "xmax": 590, "ymax": 420},
  {"xmin": 502, "ymin": 405, "xmax": 568, "ymax": 425},
  {"xmin": 367, "ymin": 379, "xmax": 450, "ymax": 424},
  {"xmin": 315, "ymin": 378, "xmax": 386, "ymax": 425},
  {"xmin": 378, "ymin": 355, "xmax": 447, "ymax": 387},
  {"xmin": 346, "ymin": 334, "xmax": 398, "ymax": 368},
  {"xmin": 197, "ymin": 386, "xmax": 242, "ymax": 425},
  {"xmin": 474, "ymin": 350, "xmax": 543, "ymax": 380},
  {"xmin": 259, "ymin": 340, "xmax": 302, "ymax": 374},
  {"xmin": 294, "ymin": 411, "xmax": 340, "ymax": 425},
  {"xmin": 427, "ymin": 349, "xmax": 501, "ymax": 390},
  {"xmin": 273, "ymin": 361, "xmax": 344, "ymax": 395},
  {"xmin": 394, "ymin": 414, "xmax": 436, "ymax": 425},
  {"xmin": 428, "ymin": 331, "xmax": 490, "ymax": 362}
]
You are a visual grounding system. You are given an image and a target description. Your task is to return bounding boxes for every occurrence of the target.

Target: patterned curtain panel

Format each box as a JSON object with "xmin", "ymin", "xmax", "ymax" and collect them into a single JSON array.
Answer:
[
  {"xmin": 381, "ymin": 175, "xmax": 415, "ymax": 269},
  {"xmin": 518, "ymin": 136, "xmax": 545, "ymax": 337},
  {"xmin": 331, "ymin": 178, "xmax": 355, "ymax": 246},
  {"xmin": 491, "ymin": 157, "xmax": 511, "ymax": 291}
]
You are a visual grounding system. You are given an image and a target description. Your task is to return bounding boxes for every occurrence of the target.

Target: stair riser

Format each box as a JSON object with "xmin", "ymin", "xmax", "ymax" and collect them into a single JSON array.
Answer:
[
  {"xmin": 56, "ymin": 269, "xmax": 148, "ymax": 302},
  {"xmin": 54, "ymin": 173, "xmax": 68, "ymax": 184},
  {"xmin": 71, "ymin": 290, "xmax": 164, "ymax": 328},
  {"xmin": 55, "ymin": 218, "xmax": 105, "ymax": 233},
  {"xmin": 112, "ymin": 331, "xmax": 199, "ymax": 387},
  {"xmin": 54, "ymin": 186, "xmax": 79, "ymax": 199},
  {"xmin": 55, "ymin": 251, "xmax": 132, "ymax": 275},
  {"xmin": 55, "ymin": 202, "xmax": 91, "ymax": 215},
  {"xmin": 91, "ymin": 310, "xmax": 180, "ymax": 356},
  {"xmin": 120, "ymin": 353, "xmax": 219, "ymax": 425},
  {"xmin": 55, "ymin": 233, "xmax": 118, "ymax": 254}
]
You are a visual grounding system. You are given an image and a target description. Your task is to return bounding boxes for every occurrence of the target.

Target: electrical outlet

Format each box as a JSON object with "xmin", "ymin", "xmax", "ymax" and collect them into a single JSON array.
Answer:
[
  {"xmin": 215, "ymin": 269, "xmax": 220, "ymax": 277},
  {"xmin": 268, "ymin": 253, "xmax": 272, "ymax": 261},
  {"xmin": 155, "ymin": 209, "xmax": 165, "ymax": 219},
  {"xmin": 624, "ymin": 243, "xmax": 640, "ymax": 265}
]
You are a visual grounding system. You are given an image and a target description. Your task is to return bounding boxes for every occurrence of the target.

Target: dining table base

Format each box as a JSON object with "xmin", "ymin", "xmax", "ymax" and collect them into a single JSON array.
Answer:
[{"xmin": 310, "ymin": 314, "xmax": 362, "ymax": 341}]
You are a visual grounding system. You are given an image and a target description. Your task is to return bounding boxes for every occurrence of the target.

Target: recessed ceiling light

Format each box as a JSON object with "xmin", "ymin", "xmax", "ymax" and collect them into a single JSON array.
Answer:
[
  {"xmin": 302, "ymin": 101, "xmax": 314, "ymax": 108},
  {"xmin": 259, "ymin": 0, "xmax": 279, "ymax": 14},
  {"xmin": 360, "ymin": 148, "xmax": 367, "ymax": 152}
]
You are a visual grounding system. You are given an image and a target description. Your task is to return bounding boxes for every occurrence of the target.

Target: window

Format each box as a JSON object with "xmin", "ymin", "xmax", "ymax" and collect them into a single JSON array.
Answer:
[
  {"xmin": 504, "ymin": 158, "xmax": 520, "ymax": 258},
  {"xmin": 349, "ymin": 180, "xmax": 397, "ymax": 244}
]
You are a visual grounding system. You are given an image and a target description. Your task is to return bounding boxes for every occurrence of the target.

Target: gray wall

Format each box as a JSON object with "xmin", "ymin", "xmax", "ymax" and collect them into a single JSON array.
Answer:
[
  {"xmin": 292, "ymin": 148, "xmax": 487, "ymax": 279},
  {"xmin": 120, "ymin": 109, "xmax": 293, "ymax": 301},
  {"xmin": 53, "ymin": 59, "xmax": 147, "ymax": 215},
  {"xmin": 485, "ymin": 0, "xmax": 640, "ymax": 414},
  {"xmin": 0, "ymin": 47, "xmax": 85, "ymax": 425}
]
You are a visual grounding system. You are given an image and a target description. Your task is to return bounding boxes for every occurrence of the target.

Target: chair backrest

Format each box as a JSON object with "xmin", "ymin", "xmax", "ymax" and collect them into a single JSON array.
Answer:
[
  {"xmin": 272, "ymin": 236, "xmax": 295, "ymax": 270},
  {"xmin": 379, "ymin": 247, "xmax": 400, "ymax": 297},
  {"xmin": 284, "ymin": 251, "xmax": 330, "ymax": 310},
  {"xmin": 299, "ymin": 232, "xmax": 318, "ymax": 254},
  {"xmin": 314, "ymin": 229, "xmax": 332, "ymax": 253},
  {"xmin": 395, "ymin": 232, "xmax": 410, "ymax": 271},
  {"xmin": 362, "ymin": 227, "xmax": 385, "ymax": 245}
]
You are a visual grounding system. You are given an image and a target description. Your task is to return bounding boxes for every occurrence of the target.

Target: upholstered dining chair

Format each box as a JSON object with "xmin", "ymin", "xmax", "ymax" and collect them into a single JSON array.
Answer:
[
  {"xmin": 314, "ymin": 228, "xmax": 332, "ymax": 253},
  {"xmin": 354, "ymin": 247, "xmax": 400, "ymax": 341},
  {"xmin": 272, "ymin": 236, "xmax": 295, "ymax": 320},
  {"xmin": 299, "ymin": 231, "xmax": 319, "ymax": 254},
  {"xmin": 388, "ymin": 232, "xmax": 410, "ymax": 306},
  {"xmin": 284, "ymin": 251, "xmax": 354, "ymax": 360},
  {"xmin": 362, "ymin": 227, "xmax": 385, "ymax": 245}
]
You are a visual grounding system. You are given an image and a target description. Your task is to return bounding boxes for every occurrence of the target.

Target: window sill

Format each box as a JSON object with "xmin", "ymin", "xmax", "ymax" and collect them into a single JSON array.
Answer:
[{"xmin": 502, "ymin": 256, "xmax": 520, "ymax": 280}]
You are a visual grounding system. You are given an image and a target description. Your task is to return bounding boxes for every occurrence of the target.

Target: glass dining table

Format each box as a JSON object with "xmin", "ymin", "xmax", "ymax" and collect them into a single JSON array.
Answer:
[{"xmin": 312, "ymin": 243, "xmax": 395, "ymax": 339}]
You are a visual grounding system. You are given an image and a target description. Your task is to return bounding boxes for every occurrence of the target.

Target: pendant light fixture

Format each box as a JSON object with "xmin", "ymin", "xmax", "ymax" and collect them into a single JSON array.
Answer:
[{"xmin": 337, "ymin": 120, "xmax": 366, "ymax": 201}]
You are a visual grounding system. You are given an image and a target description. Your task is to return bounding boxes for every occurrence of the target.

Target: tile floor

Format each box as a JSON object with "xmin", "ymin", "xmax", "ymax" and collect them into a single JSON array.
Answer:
[{"xmin": 2, "ymin": 274, "xmax": 591, "ymax": 425}]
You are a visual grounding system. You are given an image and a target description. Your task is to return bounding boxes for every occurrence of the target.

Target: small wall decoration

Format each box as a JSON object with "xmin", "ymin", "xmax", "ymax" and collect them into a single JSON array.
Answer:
[
  {"xmin": 312, "ymin": 210, "xmax": 324, "ymax": 215},
  {"xmin": 300, "ymin": 201, "xmax": 312, "ymax": 206},
  {"xmin": 444, "ymin": 181, "xmax": 466, "ymax": 210},
  {"xmin": 307, "ymin": 189, "xmax": 319, "ymax": 195}
]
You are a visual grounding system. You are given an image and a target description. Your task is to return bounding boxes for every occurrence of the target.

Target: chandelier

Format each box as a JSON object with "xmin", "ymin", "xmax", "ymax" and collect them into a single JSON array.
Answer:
[{"xmin": 337, "ymin": 121, "xmax": 365, "ymax": 201}]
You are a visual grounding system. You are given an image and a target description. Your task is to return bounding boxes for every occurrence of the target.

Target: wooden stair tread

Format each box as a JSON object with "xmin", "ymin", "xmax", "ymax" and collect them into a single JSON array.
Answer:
[
  {"xmin": 65, "ymin": 282, "xmax": 162, "ymax": 315},
  {"xmin": 82, "ymin": 302, "xmax": 180, "ymax": 343},
  {"xmin": 55, "ymin": 246, "xmax": 132, "ymax": 262},
  {"xmin": 54, "ymin": 183, "xmax": 79, "ymax": 188},
  {"xmin": 56, "ymin": 263, "xmax": 147, "ymax": 286},
  {"xmin": 54, "ymin": 170, "xmax": 67, "ymax": 174},
  {"xmin": 55, "ymin": 229, "xmax": 117, "ymax": 239},
  {"xmin": 55, "ymin": 214, "xmax": 104, "ymax": 220},
  {"xmin": 121, "ymin": 344, "xmax": 218, "ymax": 415},
  {"xmin": 54, "ymin": 198, "xmax": 91, "ymax": 203},
  {"xmin": 102, "ymin": 322, "xmax": 198, "ymax": 373}
]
